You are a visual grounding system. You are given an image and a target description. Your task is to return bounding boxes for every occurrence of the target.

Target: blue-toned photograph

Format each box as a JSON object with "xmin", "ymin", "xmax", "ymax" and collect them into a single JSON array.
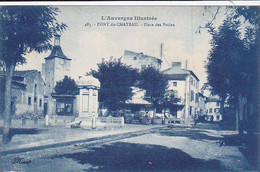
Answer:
[{"xmin": 0, "ymin": 3, "xmax": 259, "ymax": 171}]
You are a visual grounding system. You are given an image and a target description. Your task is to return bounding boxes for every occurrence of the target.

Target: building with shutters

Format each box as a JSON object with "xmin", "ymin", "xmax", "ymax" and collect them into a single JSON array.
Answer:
[{"xmin": 162, "ymin": 62, "xmax": 200, "ymax": 122}]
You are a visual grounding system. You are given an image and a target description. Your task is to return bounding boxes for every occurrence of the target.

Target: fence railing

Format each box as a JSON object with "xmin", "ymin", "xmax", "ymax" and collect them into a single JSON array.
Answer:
[{"xmin": 98, "ymin": 116, "xmax": 124, "ymax": 128}]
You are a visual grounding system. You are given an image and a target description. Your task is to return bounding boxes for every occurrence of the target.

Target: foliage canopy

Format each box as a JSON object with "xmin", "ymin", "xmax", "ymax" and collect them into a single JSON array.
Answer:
[
  {"xmin": 54, "ymin": 76, "xmax": 78, "ymax": 95},
  {"xmin": 205, "ymin": 7, "xmax": 259, "ymax": 106},
  {"xmin": 138, "ymin": 66, "xmax": 168, "ymax": 106},
  {"xmin": 89, "ymin": 58, "xmax": 138, "ymax": 112},
  {"xmin": 0, "ymin": 6, "xmax": 67, "ymax": 66}
]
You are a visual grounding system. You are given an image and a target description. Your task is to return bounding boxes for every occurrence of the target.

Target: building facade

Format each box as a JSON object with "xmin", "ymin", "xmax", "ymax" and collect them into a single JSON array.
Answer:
[
  {"xmin": 123, "ymin": 50, "xmax": 162, "ymax": 70},
  {"xmin": 76, "ymin": 76, "xmax": 100, "ymax": 118},
  {"xmin": 162, "ymin": 62, "xmax": 200, "ymax": 122},
  {"xmin": 0, "ymin": 70, "xmax": 45, "ymax": 118},
  {"xmin": 198, "ymin": 92, "xmax": 207, "ymax": 116},
  {"xmin": 42, "ymin": 35, "xmax": 72, "ymax": 116},
  {"xmin": 205, "ymin": 97, "xmax": 222, "ymax": 122},
  {"xmin": 42, "ymin": 35, "xmax": 71, "ymax": 97}
]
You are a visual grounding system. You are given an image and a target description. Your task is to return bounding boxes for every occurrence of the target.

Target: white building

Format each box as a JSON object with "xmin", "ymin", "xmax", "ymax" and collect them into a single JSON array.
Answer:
[
  {"xmin": 162, "ymin": 62, "xmax": 200, "ymax": 122},
  {"xmin": 76, "ymin": 75, "xmax": 100, "ymax": 118},
  {"xmin": 198, "ymin": 92, "xmax": 207, "ymax": 116},
  {"xmin": 205, "ymin": 97, "xmax": 222, "ymax": 122}
]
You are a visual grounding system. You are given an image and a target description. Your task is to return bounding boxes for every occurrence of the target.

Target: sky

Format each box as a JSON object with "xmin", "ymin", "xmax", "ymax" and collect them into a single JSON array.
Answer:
[{"xmin": 18, "ymin": 5, "xmax": 226, "ymax": 91}]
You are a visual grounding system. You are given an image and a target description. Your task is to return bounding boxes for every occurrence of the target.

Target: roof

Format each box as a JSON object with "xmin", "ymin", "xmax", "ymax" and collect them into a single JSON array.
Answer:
[
  {"xmin": 206, "ymin": 97, "xmax": 220, "ymax": 102},
  {"xmin": 13, "ymin": 70, "xmax": 38, "ymax": 77},
  {"xmin": 12, "ymin": 81, "xmax": 26, "ymax": 90},
  {"xmin": 51, "ymin": 94, "xmax": 76, "ymax": 99},
  {"xmin": 162, "ymin": 67, "xmax": 199, "ymax": 81},
  {"xmin": 76, "ymin": 75, "xmax": 100, "ymax": 88},
  {"xmin": 164, "ymin": 74, "xmax": 188, "ymax": 80},
  {"xmin": 45, "ymin": 45, "xmax": 71, "ymax": 60},
  {"xmin": 125, "ymin": 87, "xmax": 151, "ymax": 105},
  {"xmin": 0, "ymin": 75, "xmax": 26, "ymax": 90},
  {"xmin": 198, "ymin": 92, "xmax": 206, "ymax": 97},
  {"xmin": 124, "ymin": 50, "xmax": 162, "ymax": 63}
]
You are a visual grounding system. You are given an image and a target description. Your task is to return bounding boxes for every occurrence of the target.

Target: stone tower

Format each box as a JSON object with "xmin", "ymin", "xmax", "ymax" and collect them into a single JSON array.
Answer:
[{"xmin": 43, "ymin": 34, "xmax": 71, "ymax": 96}]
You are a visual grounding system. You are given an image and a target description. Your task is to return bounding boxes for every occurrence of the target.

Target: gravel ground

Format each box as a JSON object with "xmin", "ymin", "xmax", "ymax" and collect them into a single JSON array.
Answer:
[{"xmin": 0, "ymin": 123, "xmax": 257, "ymax": 171}]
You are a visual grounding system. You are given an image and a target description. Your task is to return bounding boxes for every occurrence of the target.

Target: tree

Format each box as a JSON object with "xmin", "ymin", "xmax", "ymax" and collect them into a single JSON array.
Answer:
[
  {"xmin": 54, "ymin": 76, "xmax": 78, "ymax": 95},
  {"xmin": 161, "ymin": 90, "xmax": 181, "ymax": 118},
  {"xmin": 138, "ymin": 66, "xmax": 168, "ymax": 122},
  {"xmin": 89, "ymin": 58, "xmax": 138, "ymax": 114},
  {"xmin": 205, "ymin": 7, "xmax": 259, "ymax": 134},
  {"xmin": 0, "ymin": 6, "xmax": 67, "ymax": 143}
]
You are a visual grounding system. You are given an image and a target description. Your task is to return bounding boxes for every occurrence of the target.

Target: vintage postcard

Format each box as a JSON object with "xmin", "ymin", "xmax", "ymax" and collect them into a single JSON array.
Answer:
[{"xmin": 0, "ymin": 2, "xmax": 259, "ymax": 171}]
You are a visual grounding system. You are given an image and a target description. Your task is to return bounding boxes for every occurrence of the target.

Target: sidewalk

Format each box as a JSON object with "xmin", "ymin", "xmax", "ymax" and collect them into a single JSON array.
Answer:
[{"xmin": 0, "ymin": 119, "xmax": 164, "ymax": 155}]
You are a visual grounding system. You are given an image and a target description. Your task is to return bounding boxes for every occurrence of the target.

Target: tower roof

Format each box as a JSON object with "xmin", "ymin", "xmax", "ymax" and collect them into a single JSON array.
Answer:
[
  {"xmin": 45, "ymin": 34, "xmax": 71, "ymax": 61},
  {"xmin": 45, "ymin": 46, "xmax": 71, "ymax": 60},
  {"xmin": 162, "ymin": 66, "xmax": 199, "ymax": 81}
]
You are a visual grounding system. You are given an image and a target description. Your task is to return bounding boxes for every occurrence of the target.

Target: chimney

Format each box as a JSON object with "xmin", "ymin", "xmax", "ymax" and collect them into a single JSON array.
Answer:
[
  {"xmin": 185, "ymin": 60, "xmax": 188, "ymax": 69},
  {"xmin": 54, "ymin": 34, "xmax": 61, "ymax": 46},
  {"xmin": 172, "ymin": 62, "xmax": 181, "ymax": 69}
]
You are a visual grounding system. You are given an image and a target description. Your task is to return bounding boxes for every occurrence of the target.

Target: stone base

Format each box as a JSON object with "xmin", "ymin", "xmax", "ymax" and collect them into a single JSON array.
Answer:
[{"xmin": 69, "ymin": 117, "xmax": 106, "ymax": 129}]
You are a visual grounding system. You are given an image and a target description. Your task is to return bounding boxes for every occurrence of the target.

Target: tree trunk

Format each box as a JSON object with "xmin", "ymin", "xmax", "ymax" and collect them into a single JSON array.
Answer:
[
  {"xmin": 2, "ymin": 64, "xmax": 15, "ymax": 144},
  {"xmin": 151, "ymin": 100, "xmax": 157, "ymax": 124},
  {"xmin": 237, "ymin": 92, "xmax": 246, "ymax": 135},
  {"xmin": 220, "ymin": 100, "xmax": 224, "ymax": 118}
]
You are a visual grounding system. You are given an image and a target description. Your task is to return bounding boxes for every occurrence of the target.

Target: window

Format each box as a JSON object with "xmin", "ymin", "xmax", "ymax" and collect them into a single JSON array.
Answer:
[
  {"xmin": 34, "ymin": 97, "xmax": 37, "ymax": 103},
  {"xmin": 214, "ymin": 108, "xmax": 219, "ymax": 113},
  {"xmin": 133, "ymin": 57, "xmax": 137, "ymax": 60},
  {"xmin": 39, "ymin": 99, "xmax": 42, "ymax": 107},
  {"xmin": 34, "ymin": 84, "xmax": 37, "ymax": 96},
  {"xmin": 209, "ymin": 108, "xmax": 212, "ymax": 113},
  {"xmin": 93, "ymin": 90, "xmax": 97, "ymax": 96},
  {"xmin": 172, "ymin": 82, "xmax": 177, "ymax": 87},
  {"xmin": 195, "ymin": 93, "xmax": 199, "ymax": 103},
  {"xmin": 56, "ymin": 102, "xmax": 73, "ymax": 116},
  {"xmin": 217, "ymin": 102, "xmax": 220, "ymax": 106},
  {"xmin": 57, "ymin": 102, "xmax": 65, "ymax": 113},
  {"xmin": 28, "ymin": 97, "xmax": 31, "ymax": 105},
  {"xmin": 82, "ymin": 94, "xmax": 89, "ymax": 112},
  {"xmin": 190, "ymin": 90, "xmax": 194, "ymax": 101}
]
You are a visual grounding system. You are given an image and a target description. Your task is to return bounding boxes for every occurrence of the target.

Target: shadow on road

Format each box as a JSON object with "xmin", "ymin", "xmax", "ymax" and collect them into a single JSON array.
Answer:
[
  {"xmin": 54, "ymin": 142, "xmax": 228, "ymax": 171},
  {"xmin": 159, "ymin": 128, "xmax": 221, "ymax": 141},
  {"xmin": 0, "ymin": 127, "xmax": 46, "ymax": 142}
]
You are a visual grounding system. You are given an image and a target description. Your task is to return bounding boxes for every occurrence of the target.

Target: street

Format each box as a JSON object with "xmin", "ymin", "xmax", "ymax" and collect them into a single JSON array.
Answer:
[{"xmin": 0, "ymin": 123, "xmax": 257, "ymax": 172}]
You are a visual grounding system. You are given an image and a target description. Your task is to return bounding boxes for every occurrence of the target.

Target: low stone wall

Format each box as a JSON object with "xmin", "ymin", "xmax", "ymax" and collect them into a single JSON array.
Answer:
[
  {"xmin": 99, "ymin": 116, "xmax": 124, "ymax": 128},
  {"xmin": 45, "ymin": 115, "xmax": 75, "ymax": 127},
  {"xmin": 45, "ymin": 115, "xmax": 124, "ymax": 129}
]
